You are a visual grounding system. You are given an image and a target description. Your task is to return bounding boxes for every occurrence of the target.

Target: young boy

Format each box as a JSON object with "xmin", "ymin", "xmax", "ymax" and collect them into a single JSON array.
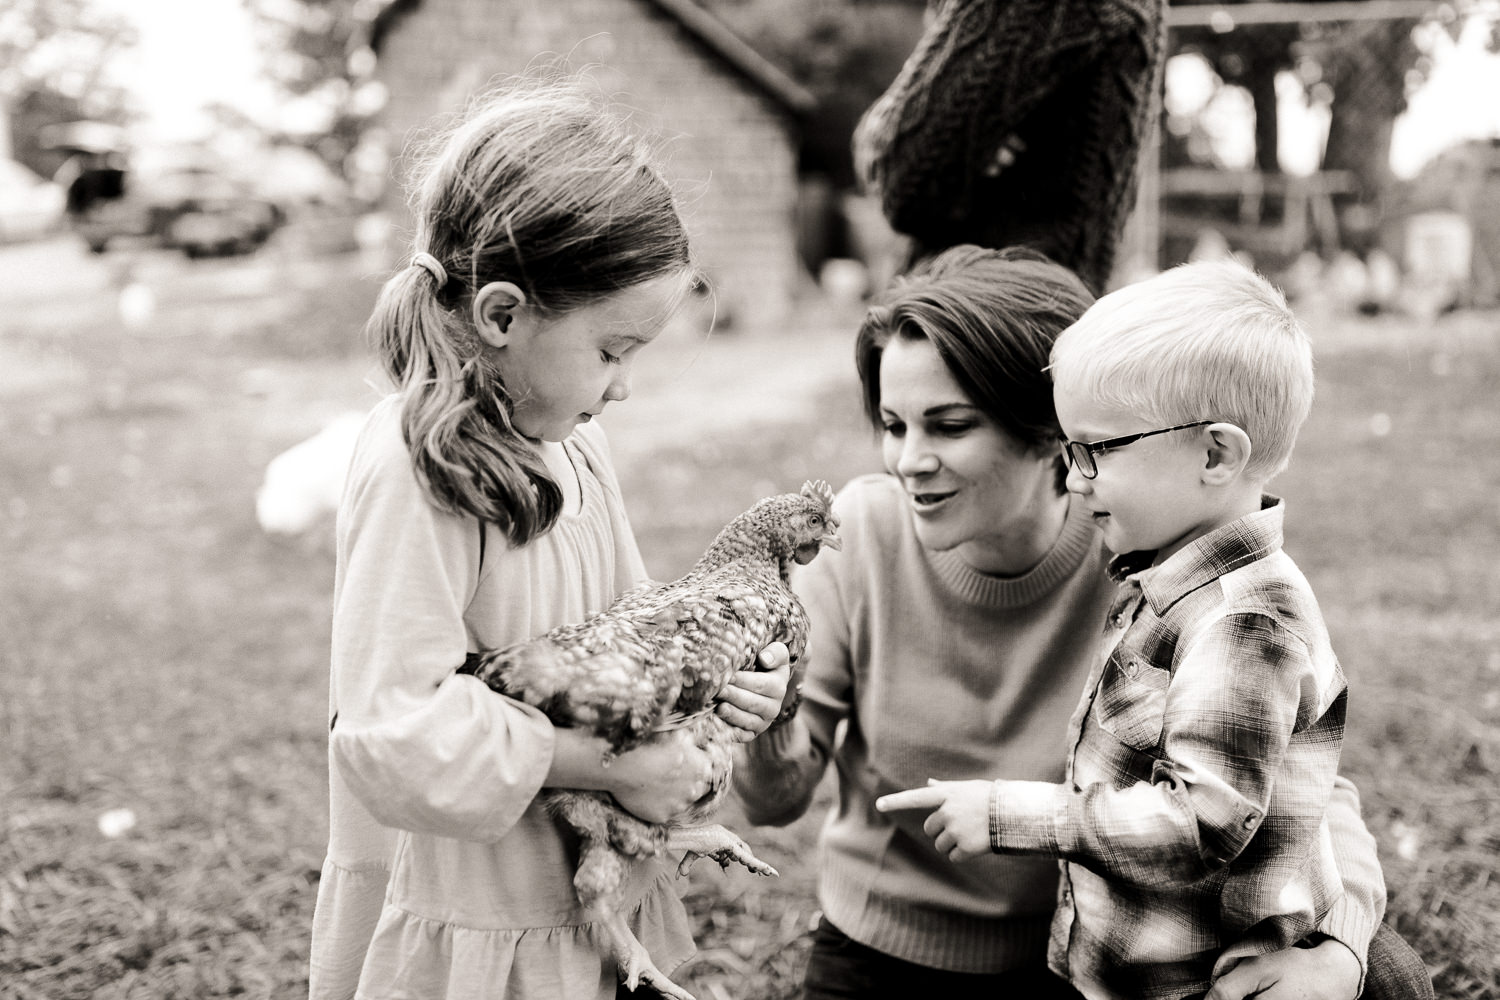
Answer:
[{"xmin": 881, "ymin": 260, "xmax": 1358, "ymax": 1000}]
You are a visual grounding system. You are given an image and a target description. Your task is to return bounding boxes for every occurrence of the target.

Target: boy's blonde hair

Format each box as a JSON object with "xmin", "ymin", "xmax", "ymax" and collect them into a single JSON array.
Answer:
[{"xmin": 1048, "ymin": 259, "xmax": 1314, "ymax": 481}]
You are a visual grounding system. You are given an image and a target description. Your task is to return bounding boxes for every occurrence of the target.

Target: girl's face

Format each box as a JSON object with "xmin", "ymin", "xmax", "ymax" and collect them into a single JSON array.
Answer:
[
  {"xmin": 877, "ymin": 335, "xmax": 1064, "ymax": 575},
  {"xmin": 496, "ymin": 274, "xmax": 685, "ymax": 442}
]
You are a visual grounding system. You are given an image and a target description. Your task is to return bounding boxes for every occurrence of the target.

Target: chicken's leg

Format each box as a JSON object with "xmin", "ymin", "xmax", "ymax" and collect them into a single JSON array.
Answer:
[
  {"xmin": 591, "ymin": 904, "xmax": 696, "ymax": 1000},
  {"xmin": 575, "ymin": 840, "xmax": 697, "ymax": 1000},
  {"xmin": 668, "ymin": 824, "xmax": 779, "ymax": 878}
]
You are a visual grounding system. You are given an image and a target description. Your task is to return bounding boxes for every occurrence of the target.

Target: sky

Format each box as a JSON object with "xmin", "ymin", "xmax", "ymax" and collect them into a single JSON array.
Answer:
[
  {"xmin": 1391, "ymin": 11, "xmax": 1500, "ymax": 176},
  {"xmin": 95, "ymin": 0, "xmax": 276, "ymax": 145},
  {"xmin": 94, "ymin": 0, "xmax": 1500, "ymax": 179}
]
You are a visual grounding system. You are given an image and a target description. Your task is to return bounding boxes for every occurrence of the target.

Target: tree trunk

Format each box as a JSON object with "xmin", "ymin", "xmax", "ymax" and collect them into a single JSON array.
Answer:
[
  {"xmin": 1323, "ymin": 104, "xmax": 1395, "ymax": 202},
  {"xmin": 1247, "ymin": 52, "xmax": 1281, "ymax": 175}
]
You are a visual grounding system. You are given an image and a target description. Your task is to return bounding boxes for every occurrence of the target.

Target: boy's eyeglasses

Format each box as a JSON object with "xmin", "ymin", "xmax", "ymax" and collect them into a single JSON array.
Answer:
[{"xmin": 1059, "ymin": 420, "xmax": 1214, "ymax": 480}]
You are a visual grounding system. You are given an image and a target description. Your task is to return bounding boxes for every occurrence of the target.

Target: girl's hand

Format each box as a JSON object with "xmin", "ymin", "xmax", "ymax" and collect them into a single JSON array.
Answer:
[
  {"xmin": 715, "ymin": 642, "xmax": 791, "ymax": 741},
  {"xmin": 607, "ymin": 728, "xmax": 714, "ymax": 824},
  {"xmin": 876, "ymin": 779, "xmax": 995, "ymax": 862}
]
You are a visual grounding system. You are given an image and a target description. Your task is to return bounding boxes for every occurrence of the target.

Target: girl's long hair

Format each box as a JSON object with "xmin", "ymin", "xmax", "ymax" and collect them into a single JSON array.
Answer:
[{"xmin": 368, "ymin": 79, "xmax": 692, "ymax": 545}]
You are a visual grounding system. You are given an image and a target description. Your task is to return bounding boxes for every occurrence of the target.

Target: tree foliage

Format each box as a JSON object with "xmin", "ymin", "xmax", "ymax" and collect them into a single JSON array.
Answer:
[
  {"xmin": 240, "ymin": 0, "xmax": 377, "ymax": 183},
  {"xmin": 1169, "ymin": 0, "xmax": 1429, "ymax": 200},
  {"xmin": 0, "ymin": 0, "xmax": 135, "ymax": 177},
  {"xmin": 699, "ymin": 0, "xmax": 925, "ymax": 187},
  {"xmin": 0, "ymin": 0, "xmax": 134, "ymax": 104}
]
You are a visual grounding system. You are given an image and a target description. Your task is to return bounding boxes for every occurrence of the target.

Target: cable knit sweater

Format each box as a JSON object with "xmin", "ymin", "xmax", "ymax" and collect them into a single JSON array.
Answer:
[
  {"xmin": 852, "ymin": 0, "xmax": 1168, "ymax": 293},
  {"xmin": 736, "ymin": 474, "xmax": 1385, "ymax": 976}
]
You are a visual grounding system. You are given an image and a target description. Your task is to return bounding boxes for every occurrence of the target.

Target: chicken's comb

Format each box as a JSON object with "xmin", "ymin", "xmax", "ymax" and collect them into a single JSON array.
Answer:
[{"xmin": 801, "ymin": 479, "xmax": 835, "ymax": 512}]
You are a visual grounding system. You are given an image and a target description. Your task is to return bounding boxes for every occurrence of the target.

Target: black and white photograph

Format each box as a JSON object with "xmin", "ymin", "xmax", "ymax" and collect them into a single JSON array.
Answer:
[{"xmin": 1, "ymin": 1, "xmax": 1495, "ymax": 998}]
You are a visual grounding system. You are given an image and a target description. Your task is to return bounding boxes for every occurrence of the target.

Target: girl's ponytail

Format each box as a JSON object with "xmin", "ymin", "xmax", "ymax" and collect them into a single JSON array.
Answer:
[
  {"xmin": 367, "ymin": 263, "xmax": 560, "ymax": 544},
  {"xmin": 372, "ymin": 79, "xmax": 691, "ymax": 544}
]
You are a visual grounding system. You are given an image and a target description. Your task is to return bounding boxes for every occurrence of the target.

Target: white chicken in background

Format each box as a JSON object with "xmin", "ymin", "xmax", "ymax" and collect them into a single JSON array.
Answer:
[
  {"xmin": 116, "ymin": 281, "xmax": 157, "ymax": 332},
  {"xmin": 255, "ymin": 411, "xmax": 367, "ymax": 535}
]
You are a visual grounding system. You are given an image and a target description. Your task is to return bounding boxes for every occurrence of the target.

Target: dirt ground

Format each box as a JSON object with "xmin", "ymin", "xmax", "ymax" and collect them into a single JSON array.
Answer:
[{"xmin": 5, "ymin": 230, "xmax": 1498, "ymax": 998}]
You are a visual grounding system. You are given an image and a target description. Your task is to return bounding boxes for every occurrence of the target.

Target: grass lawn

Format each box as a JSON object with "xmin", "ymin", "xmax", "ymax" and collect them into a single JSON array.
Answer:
[{"xmin": 1, "ymin": 240, "xmax": 1497, "ymax": 998}]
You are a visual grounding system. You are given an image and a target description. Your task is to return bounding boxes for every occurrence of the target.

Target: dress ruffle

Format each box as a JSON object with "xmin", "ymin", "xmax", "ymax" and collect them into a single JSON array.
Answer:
[{"xmin": 343, "ymin": 864, "xmax": 696, "ymax": 1000}]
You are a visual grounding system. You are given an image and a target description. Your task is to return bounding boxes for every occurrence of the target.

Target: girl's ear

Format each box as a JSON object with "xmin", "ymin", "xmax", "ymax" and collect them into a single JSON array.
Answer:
[
  {"xmin": 472, "ymin": 281, "xmax": 529, "ymax": 348},
  {"xmin": 1202, "ymin": 422, "xmax": 1253, "ymax": 485}
]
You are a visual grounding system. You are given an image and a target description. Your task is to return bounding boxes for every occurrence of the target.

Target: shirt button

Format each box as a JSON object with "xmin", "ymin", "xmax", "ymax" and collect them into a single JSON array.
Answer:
[{"xmin": 1243, "ymin": 813, "xmax": 1260, "ymax": 829}]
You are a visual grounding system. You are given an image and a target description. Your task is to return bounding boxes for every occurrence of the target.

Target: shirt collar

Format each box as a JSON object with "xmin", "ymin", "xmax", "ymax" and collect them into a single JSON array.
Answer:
[{"xmin": 1107, "ymin": 495, "xmax": 1286, "ymax": 614}]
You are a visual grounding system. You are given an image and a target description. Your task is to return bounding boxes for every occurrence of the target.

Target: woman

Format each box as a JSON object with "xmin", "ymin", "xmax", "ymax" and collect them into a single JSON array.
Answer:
[{"xmin": 736, "ymin": 245, "xmax": 1431, "ymax": 1000}]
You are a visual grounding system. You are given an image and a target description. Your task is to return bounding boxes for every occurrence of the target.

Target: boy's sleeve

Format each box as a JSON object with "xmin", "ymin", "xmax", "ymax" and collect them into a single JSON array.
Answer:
[
  {"xmin": 328, "ymin": 421, "xmax": 554, "ymax": 843},
  {"xmin": 1313, "ymin": 775, "xmax": 1388, "ymax": 981},
  {"xmin": 993, "ymin": 612, "xmax": 1325, "ymax": 886},
  {"xmin": 735, "ymin": 514, "xmax": 852, "ymax": 827}
]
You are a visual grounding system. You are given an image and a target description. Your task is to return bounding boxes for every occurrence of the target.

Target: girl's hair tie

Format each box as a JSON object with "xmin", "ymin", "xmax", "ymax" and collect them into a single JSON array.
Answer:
[{"xmin": 412, "ymin": 251, "xmax": 448, "ymax": 289}]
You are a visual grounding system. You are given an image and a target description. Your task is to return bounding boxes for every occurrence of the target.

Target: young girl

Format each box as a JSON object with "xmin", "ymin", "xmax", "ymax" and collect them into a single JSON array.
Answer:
[{"xmin": 309, "ymin": 82, "xmax": 789, "ymax": 1000}]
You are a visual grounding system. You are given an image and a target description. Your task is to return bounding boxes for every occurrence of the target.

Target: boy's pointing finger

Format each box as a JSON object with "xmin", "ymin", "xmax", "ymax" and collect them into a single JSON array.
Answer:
[{"xmin": 875, "ymin": 784, "xmax": 948, "ymax": 812}]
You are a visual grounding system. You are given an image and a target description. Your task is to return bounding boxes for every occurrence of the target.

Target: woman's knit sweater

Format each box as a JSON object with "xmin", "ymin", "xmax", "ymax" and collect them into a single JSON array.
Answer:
[
  {"xmin": 853, "ymin": 0, "xmax": 1168, "ymax": 293},
  {"xmin": 738, "ymin": 474, "xmax": 1117, "ymax": 971}
]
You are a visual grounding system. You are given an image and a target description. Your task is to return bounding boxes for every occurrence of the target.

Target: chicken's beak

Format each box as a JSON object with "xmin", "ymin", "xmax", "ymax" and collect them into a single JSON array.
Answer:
[
  {"xmin": 822, "ymin": 514, "xmax": 842, "ymax": 551},
  {"xmin": 796, "ymin": 527, "xmax": 840, "ymax": 563}
]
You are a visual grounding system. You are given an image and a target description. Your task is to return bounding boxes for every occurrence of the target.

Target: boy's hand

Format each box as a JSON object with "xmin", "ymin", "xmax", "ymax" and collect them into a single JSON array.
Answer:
[
  {"xmin": 716, "ymin": 642, "xmax": 791, "ymax": 742},
  {"xmin": 876, "ymin": 779, "xmax": 995, "ymax": 862},
  {"xmin": 1205, "ymin": 938, "xmax": 1361, "ymax": 1000}
]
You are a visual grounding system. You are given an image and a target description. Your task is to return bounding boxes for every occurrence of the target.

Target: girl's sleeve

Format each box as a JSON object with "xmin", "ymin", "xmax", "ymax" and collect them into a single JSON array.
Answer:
[
  {"xmin": 327, "ymin": 421, "xmax": 554, "ymax": 843},
  {"xmin": 1314, "ymin": 774, "xmax": 1388, "ymax": 978},
  {"xmin": 735, "ymin": 503, "xmax": 855, "ymax": 827}
]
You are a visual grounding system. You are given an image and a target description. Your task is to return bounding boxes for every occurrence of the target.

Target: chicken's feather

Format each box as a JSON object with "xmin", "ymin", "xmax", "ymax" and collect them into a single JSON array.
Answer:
[
  {"xmin": 463, "ymin": 480, "xmax": 838, "ymax": 754},
  {"xmin": 454, "ymin": 481, "xmax": 841, "ymax": 1000}
]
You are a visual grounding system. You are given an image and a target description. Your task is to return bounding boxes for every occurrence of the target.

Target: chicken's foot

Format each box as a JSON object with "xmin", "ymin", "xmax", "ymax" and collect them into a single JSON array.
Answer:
[
  {"xmin": 668, "ymin": 824, "xmax": 779, "ymax": 878},
  {"xmin": 594, "ymin": 906, "xmax": 697, "ymax": 1000}
]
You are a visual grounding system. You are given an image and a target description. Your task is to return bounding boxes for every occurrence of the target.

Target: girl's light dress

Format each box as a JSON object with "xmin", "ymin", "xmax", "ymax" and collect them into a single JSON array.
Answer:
[{"xmin": 309, "ymin": 396, "xmax": 694, "ymax": 1000}]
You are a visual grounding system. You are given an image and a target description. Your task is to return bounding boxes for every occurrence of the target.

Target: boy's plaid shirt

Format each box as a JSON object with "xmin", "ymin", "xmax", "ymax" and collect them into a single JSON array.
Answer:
[{"xmin": 989, "ymin": 497, "xmax": 1349, "ymax": 1000}]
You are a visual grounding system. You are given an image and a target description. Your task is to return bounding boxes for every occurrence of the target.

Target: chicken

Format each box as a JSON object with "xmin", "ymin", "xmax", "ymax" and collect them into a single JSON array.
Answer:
[{"xmin": 458, "ymin": 480, "xmax": 841, "ymax": 1000}]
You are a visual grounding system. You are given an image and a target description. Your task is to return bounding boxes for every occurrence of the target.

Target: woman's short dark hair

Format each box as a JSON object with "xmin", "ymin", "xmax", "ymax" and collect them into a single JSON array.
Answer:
[{"xmin": 855, "ymin": 245, "xmax": 1096, "ymax": 480}]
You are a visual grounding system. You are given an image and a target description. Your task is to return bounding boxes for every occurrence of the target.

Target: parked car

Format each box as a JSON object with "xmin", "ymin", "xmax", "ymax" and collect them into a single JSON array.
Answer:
[{"xmin": 71, "ymin": 165, "xmax": 284, "ymax": 257}]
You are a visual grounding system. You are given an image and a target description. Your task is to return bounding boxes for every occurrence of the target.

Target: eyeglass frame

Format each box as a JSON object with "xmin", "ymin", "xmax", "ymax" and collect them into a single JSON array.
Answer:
[{"xmin": 1059, "ymin": 420, "xmax": 1215, "ymax": 480}]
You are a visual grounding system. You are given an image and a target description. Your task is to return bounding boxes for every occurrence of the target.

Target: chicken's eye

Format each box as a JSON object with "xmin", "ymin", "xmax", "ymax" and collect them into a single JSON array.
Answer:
[{"xmin": 808, "ymin": 514, "xmax": 823, "ymax": 527}]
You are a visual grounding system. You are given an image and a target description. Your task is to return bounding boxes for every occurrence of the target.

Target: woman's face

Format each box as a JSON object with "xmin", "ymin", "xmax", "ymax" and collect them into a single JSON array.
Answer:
[{"xmin": 877, "ymin": 335, "xmax": 1063, "ymax": 575}]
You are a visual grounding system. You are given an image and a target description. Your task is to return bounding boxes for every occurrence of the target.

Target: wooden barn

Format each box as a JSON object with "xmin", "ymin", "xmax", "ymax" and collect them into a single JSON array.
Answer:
[{"xmin": 368, "ymin": 0, "xmax": 815, "ymax": 329}]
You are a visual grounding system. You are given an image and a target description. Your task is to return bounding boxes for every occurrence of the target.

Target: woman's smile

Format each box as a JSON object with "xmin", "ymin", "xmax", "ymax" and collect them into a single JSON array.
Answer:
[{"xmin": 908, "ymin": 488, "xmax": 958, "ymax": 513}]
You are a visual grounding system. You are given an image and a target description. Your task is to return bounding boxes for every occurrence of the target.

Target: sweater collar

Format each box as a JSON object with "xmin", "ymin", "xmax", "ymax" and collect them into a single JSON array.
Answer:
[{"xmin": 928, "ymin": 498, "xmax": 1099, "ymax": 608}]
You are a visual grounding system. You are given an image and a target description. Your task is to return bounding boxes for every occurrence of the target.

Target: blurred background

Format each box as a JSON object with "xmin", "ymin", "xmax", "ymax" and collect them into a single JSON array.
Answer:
[{"xmin": 1, "ymin": 1, "xmax": 1498, "ymax": 998}]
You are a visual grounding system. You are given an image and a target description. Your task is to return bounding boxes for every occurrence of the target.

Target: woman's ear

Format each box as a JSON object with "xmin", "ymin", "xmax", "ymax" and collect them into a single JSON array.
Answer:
[
  {"xmin": 1202, "ymin": 422, "xmax": 1253, "ymax": 485},
  {"xmin": 472, "ymin": 281, "xmax": 528, "ymax": 348}
]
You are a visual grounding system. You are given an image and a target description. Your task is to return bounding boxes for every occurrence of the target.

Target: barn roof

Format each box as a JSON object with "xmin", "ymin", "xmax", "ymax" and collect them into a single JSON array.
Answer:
[{"xmin": 367, "ymin": 0, "xmax": 815, "ymax": 115}]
